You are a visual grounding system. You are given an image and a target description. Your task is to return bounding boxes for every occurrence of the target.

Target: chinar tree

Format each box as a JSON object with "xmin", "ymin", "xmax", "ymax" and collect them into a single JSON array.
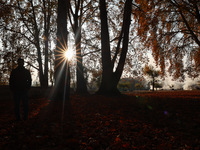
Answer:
[
  {"xmin": 97, "ymin": 0, "xmax": 132, "ymax": 95},
  {"xmin": 134, "ymin": 0, "xmax": 200, "ymax": 80},
  {"xmin": 143, "ymin": 65, "xmax": 160, "ymax": 91}
]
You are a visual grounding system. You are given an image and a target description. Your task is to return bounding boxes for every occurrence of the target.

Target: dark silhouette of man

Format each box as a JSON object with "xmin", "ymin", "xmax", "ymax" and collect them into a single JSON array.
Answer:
[{"xmin": 9, "ymin": 58, "xmax": 32, "ymax": 121}]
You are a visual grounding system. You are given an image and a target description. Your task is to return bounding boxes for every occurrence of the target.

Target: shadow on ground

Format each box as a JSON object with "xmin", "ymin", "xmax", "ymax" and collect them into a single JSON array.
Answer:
[{"xmin": 0, "ymin": 91, "xmax": 200, "ymax": 149}]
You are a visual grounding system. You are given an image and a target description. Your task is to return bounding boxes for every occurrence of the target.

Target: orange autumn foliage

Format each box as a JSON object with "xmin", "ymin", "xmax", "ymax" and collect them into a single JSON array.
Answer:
[{"xmin": 134, "ymin": 0, "xmax": 200, "ymax": 80}]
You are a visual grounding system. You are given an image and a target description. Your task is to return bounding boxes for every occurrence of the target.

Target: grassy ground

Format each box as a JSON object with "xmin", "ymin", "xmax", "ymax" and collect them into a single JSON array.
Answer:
[{"xmin": 0, "ymin": 90, "xmax": 200, "ymax": 149}]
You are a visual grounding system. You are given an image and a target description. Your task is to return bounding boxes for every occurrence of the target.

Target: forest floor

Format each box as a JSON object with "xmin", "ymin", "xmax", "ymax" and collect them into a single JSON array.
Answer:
[{"xmin": 0, "ymin": 90, "xmax": 200, "ymax": 150}]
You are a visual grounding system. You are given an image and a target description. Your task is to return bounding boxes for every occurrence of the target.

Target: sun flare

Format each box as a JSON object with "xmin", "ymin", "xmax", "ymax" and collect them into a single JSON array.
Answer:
[{"xmin": 64, "ymin": 49, "xmax": 74, "ymax": 61}]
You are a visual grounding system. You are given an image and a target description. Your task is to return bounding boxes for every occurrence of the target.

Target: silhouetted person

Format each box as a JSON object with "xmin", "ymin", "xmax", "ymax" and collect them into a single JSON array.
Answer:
[{"xmin": 9, "ymin": 58, "xmax": 32, "ymax": 121}]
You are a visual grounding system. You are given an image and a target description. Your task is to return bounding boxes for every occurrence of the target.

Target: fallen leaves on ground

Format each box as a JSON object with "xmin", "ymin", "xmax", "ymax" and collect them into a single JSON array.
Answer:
[{"xmin": 0, "ymin": 91, "xmax": 200, "ymax": 149}]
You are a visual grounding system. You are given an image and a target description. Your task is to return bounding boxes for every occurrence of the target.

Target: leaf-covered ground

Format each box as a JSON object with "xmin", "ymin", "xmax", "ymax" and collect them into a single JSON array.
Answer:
[{"xmin": 0, "ymin": 91, "xmax": 200, "ymax": 149}]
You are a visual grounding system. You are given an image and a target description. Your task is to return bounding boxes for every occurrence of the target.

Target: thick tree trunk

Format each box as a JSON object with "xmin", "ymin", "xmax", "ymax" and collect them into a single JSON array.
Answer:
[
  {"xmin": 112, "ymin": 0, "xmax": 132, "ymax": 89},
  {"xmin": 97, "ymin": 0, "xmax": 113, "ymax": 94},
  {"xmin": 54, "ymin": 0, "xmax": 70, "ymax": 100},
  {"xmin": 97, "ymin": 0, "xmax": 132, "ymax": 95}
]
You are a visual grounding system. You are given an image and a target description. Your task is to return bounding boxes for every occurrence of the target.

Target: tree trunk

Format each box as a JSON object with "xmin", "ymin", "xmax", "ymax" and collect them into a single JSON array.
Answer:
[
  {"xmin": 30, "ymin": 0, "xmax": 45, "ymax": 88},
  {"xmin": 97, "ymin": 0, "xmax": 132, "ymax": 95},
  {"xmin": 97, "ymin": 0, "xmax": 113, "ymax": 94},
  {"xmin": 44, "ymin": 33, "xmax": 49, "ymax": 88},
  {"xmin": 152, "ymin": 77, "xmax": 155, "ymax": 91},
  {"xmin": 43, "ymin": 0, "xmax": 51, "ymax": 88},
  {"xmin": 36, "ymin": 43, "xmax": 45, "ymax": 88},
  {"xmin": 54, "ymin": 0, "xmax": 70, "ymax": 100},
  {"xmin": 112, "ymin": 0, "xmax": 132, "ymax": 90},
  {"xmin": 73, "ymin": 0, "xmax": 88, "ymax": 94},
  {"xmin": 75, "ymin": 27, "xmax": 88, "ymax": 94}
]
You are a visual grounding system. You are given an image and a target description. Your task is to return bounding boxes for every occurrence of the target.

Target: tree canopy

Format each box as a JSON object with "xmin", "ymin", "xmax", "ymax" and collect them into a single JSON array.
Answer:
[
  {"xmin": 134, "ymin": 0, "xmax": 200, "ymax": 80},
  {"xmin": 0, "ymin": 0, "xmax": 57, "ymax": 87},
  {"xmin": 0, "ymin": 0, "xmax": 199, "ymax": 95}
]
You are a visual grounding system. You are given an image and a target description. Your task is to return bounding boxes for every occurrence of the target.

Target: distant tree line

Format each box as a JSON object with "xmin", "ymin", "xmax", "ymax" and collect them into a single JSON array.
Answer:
[{"xmin": 118, "ymin": 78, "xmax": 149, "ymax": 92}]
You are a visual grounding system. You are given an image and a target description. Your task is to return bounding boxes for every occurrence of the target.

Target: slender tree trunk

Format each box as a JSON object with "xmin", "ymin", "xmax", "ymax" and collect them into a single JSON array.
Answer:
[
  {"xmin": 70, "ymin": 0, "xmax": 88, "ymax": 94},
  {"xmin": 44, "ymin": 33, "xmax": 49, "ymax": 88},
  {"xmin": 179, "ymin": 11, "xmax": 200, "ymax": 47},
  {"xmin": 152, "ymin": 77, "xmax": 155, "ymax": 91},
  {"xmin": 75, "ymin": 26, "xmax": 88, "ymax": 94},
  {"xmin": 35, "ymin": 25, "xmax": 45, "ymax": 88},
  {"xmin": 43, "ymin": 0, "xmax": 51, "ymax": 88},
  {"xmin": 54, "ymin": 0, "xmax": 70, "ymax": 100},
  {"xmin": 36, "ymin": 43, "xmax": 45, "ymax": 87},
  {"xmin": 30, "ymin": 0, "xmax": 45, "ymax": 87}
]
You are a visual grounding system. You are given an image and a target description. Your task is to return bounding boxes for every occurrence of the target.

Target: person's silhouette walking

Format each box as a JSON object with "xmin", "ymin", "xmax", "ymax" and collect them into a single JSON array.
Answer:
[{"xmin": 9, "ymin": 58, "xmax": 32, "ymax": 121}]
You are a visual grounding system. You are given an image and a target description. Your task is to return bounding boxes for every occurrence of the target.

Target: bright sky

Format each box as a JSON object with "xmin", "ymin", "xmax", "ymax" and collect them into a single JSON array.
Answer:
[
  {"xmin": 0, "ymin": 38, "xmax": 198, "ymax": 89},
  {"xmin": 0, "ymin": 25, "xmax": 198, "ymax": 89}
]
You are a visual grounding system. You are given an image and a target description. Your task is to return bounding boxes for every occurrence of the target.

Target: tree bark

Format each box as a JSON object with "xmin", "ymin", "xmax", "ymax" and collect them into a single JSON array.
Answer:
[
  {"xmin": 43, "ymin": 0, "xmax": 51, "ymax": 88},
  {"xmin": 54, "ymin": 0, "xmax": 70, "ymax": 100},
  {"xmin": 75, "ymin": 27, "xmax": 88, "ymax": 94},
  {"xmin": 97, "ymin": 0, "xmax": 113, "ymax": 94},
  {"xmin": 113, "ymin": 0, "xmax": 132, "ymax": 90},
  {"xmin": 73, "ymin": 0, "xmax": 88, "ymax": 94},
  {"xmin": 30, "ymin": 0, "xmax": 45, "ymax": 88}
]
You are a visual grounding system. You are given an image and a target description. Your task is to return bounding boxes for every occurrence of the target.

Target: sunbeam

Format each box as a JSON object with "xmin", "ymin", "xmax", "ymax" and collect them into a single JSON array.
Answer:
[{"xmin": 53, "ymin": 37, "xmax": 73, "ymax": 133}]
